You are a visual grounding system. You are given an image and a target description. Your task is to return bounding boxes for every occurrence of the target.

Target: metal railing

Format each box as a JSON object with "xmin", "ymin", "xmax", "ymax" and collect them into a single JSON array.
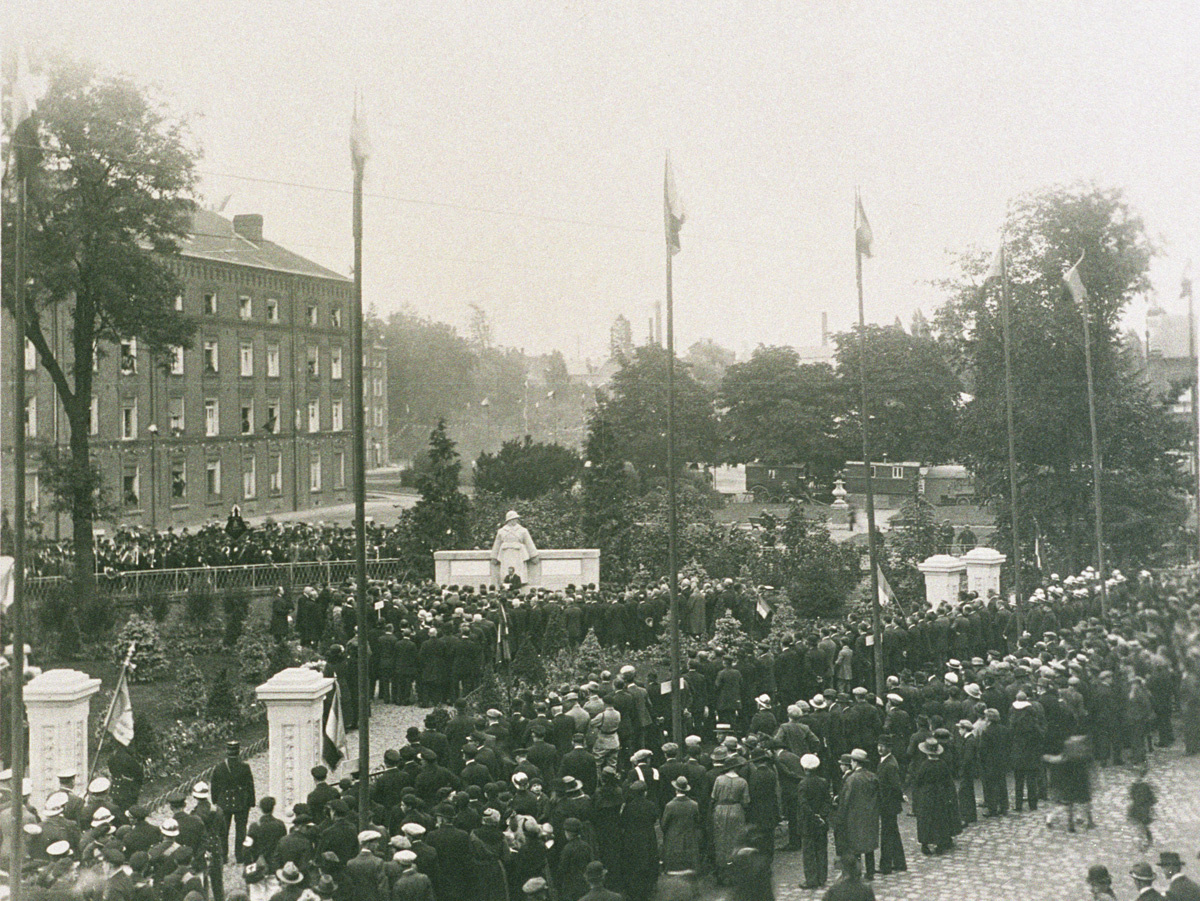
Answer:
[{"xmin": 25, "ymin": 558, "xmax": 415, "ymax": 603}]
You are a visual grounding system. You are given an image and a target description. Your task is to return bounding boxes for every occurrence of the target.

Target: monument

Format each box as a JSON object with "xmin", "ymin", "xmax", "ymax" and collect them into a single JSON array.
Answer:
[{"xmin": 434, "ymin": 509, "xmax": 600, "ymax": 591}]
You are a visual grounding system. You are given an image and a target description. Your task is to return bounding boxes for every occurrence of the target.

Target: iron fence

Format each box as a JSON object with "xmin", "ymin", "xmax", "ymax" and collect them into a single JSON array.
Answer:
[{"xmin": 25, "ymin": 558, "xmax": 415, "ymax": 604}]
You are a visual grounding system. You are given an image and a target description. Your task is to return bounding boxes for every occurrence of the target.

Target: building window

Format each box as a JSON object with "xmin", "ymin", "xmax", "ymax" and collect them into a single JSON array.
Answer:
[
  {"xmin": 243, "ymin": 455, "xmax": 256, "ymax": 499},
  {"xmin": 331, "ymin": 346, "xmax": 343, "ymax": 380},
  {"xmin": 310, "ymin": 454, "xmax": 322, "ymax": 492},
  {"xmin": 174, "ymin": 293, "xmax": 183, "ymax": 312},
  {"xmin": 373, "ymin": 407, "xmax": 383, "ymax": 428},
  {"xmin": 241, "ymin": 401, "xmax": 254, "ymax": 436},
  {"xmin": 204, "ymin": 292, "xmax": 217, "ymax": 315},
  {"xmin": 331, "ymin": 400, "xmax": 343, "ymax": 432},
  {"xmin": 306, "ymin": 345, "xmax": 319, "ymax": 377},
  {"xmin": 295, "ymin": 408, "xmax": 303, "ymax": 432},
  {"xmin": 308, "ymin": 399, "xmax": 320, "ymax": 433},
  {"xmin": 270, "ymin": 453, "xmax": 283, "ymax": 494},
  {"xmin": 266, "ymin": 343, "xmax": 280, "ymax": 378},
  {"xmin": 330, "ymin": 307, "xmax": 342, "ymax": 328},
  {"xmin": 25, "ymin": 338, "xmax": 36, "ymax": 371},
  {"xmin": 307, "ymin": 305, "xmax": 318, "ymax": 327},
  {"xmin": 239, "ymin": 341, "xmax": 254, "ymax": 377},
  {"xmin": 170, "ymin": 345, "xmax": 184, "ymax": 375},
  {"xmin": 203, "ymin": 340, "xmax": 219, "ymax": 374},
  {"xmin": 26, "ymin": 472, "xmax": 39, "ymax": 515},
  {"xmin": 374, "ymin": 377, "xmax": 383, "ymax": 397},
  {"xmin": 121, "ymin": 401, "xmax": 137, "ymax": 440},
  {"xmin": 120, "ymin": 338, "xmax": 137, "ymax": 374},
  {"xmin": 265, "ymin": 400, "xmax": 280, "ymax": 434},
  {"xmin": 334, "ymin": 451, "xmax": 346, "ymax": 489},
  {"xmin": 122, "ymin": 468, "xmax": 139, "ymax": 508},
  {"xmin": 171, "ymin": 460, "xmax": 186, "ymax": 500},
  {"xmin": 206, "ymin": 459, "xmax": 222, "ymax": 497},
  {"xmin": 205, "ymin": 399, "xmax": 219, "ymax": 437},
  {"xmin": 239, "ymin": 295, "xmax": 252, "ymax": 320},
  {"xmin": 169, "ymin": 397, "xmax": 185, "ymax": 433},
  {"xmin": 892, "ymin": 466, "xmax": 904, "ymax": 480},
  {"xmin": 90, "ymin": 397, "xmax": 99, "ymax": 436},
  {"xmin": 266, "ymin": 298, "xmax": 279, "ymax": 322},
  {"xmin": 25, "ymin": 397, "xmax": 37, "ymax": 438}
]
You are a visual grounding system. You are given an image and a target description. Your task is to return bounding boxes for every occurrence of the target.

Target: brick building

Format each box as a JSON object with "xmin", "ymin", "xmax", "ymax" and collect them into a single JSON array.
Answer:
[{"xmin": 3, "ymin": 210, "xmax": 388, "ymax": 534}]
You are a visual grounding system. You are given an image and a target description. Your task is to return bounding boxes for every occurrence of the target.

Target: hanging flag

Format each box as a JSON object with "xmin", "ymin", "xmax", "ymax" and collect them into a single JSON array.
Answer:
[
  {"xmin": 664, "ymin": 152, "xmax": 686, "ymax": 255},
  {"xmin": 0, "ymin": 556, "xmax": 13, "ymax": 609},
  {"xmin": 105, "ymin": 669, "xmax": 135, "ymax": 747},
  {"xmin": 877, "ymin": 563, "xmax": 897, "ymax": 607},
  {"xmin": 855, "ymin": 193, "xmax": 873, "ymax": 258},
  {"xmin": 1063, "ymin": 254, "xmax": 1088, "ymax": 305},
  {"xmin": 7, "ymin": 47, "xmax": 45, "ymax": 179},
  {"xmin": 1182, "ymin": 261, "xmax": 1193, "ymax": 300},
  {"xmin": 496, "ymin": 599, "xmax": 512, "ymax": 663},
  {"xmin": 984, "ymin": 241, "xmax": 1005, "ymax": 283},
  {"xmin": 323, "ymin": 681, "xmax": 346, "ymax": 769},
  {"xmin": 350, "ymin": 91, "xmax": 370, "ymax": 169}
]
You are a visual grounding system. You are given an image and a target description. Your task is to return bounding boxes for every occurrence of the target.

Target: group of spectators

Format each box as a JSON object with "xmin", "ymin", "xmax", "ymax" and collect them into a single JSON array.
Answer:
[{"xmin": 6, "ymin": 560, "xmax": 1200, "ymax": 900}]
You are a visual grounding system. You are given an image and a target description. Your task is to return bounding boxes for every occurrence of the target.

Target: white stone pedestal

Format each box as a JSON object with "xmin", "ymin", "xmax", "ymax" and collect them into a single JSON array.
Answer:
[
  {"xmin": 918, "ymin": 554, "xmax": 967, "ymax": 611},
  {"xmin": 963, "ymin": 547, "xmax": 1006, "ymax": 599},
  {"xmin": 24, "ymin": 669, "xmax": 101, "ymax": 808},
  {"xmin": 434, "ymin": 549, "xmax": 601, "ymax": 591},
  {"xmin": 256, "ymin": 668, "xmax": 335, "ymax": 818}
]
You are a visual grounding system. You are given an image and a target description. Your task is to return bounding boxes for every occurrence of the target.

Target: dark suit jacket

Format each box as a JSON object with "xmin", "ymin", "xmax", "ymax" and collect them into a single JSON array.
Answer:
[
  {"xmin": 211, "ymin": 757, "xmax": 255, "ymax": 812},
  {"xmin": 877, "ymin": 755, "xmax": 904, "ymax": 817},
  {"xmin": 1167, "ymin": 874, "xmax": 1200, "ymax": 901},
  {"xmin": 821, "ymin": 879, "xmax": 877, "ymax": 901}
]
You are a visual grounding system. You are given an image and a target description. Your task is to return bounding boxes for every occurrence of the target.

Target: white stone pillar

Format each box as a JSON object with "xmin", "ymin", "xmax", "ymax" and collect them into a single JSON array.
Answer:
[
  {"xmin": 24, "ymin": 669, "xmax": 101, "ymax": 808},
  {"xmin": 256, "ymin": 667, "xmax": 335, "ymax": 818},
  {"xmin": 917, "ymin": 554, "xmax": 967, "ymax": 611},
  {"xmin": 963, "ymin": 547, "xmax": 1006, "ymax": 599}
]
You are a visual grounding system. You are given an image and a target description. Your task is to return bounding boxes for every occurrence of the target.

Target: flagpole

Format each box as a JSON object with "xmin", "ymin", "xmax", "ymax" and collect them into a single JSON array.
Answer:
[
  {"xmin": 90, "ymin": 641, "xmax": 136, "ymax": 783},
  {"xmin": 998, "ymin": 243, "xmax": 1024, "ymax": 632},
  {"xmin": 350, "ymin": 96, "xmax": 370, "ymax": 830},
  {"xmin": 665, "ymin": 174, "xmax": 682, "ymax": 747},
  {"xmin": 855, "ymin": 189, "xmax": 885, "ymax": 699},
  {"xmin": 1185, "ymin": 269, "xmax": 1200, "ymax": 566},
  {"xmin": 9, "ymin": 146, "xmax": 29, "ymax": 901},
  {"xmin": 1073, "ymin": 253, "xmax": 1109, "ymax": 617}
]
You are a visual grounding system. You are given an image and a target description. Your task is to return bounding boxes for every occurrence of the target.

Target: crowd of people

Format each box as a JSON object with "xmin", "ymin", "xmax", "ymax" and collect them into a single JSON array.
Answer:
[{"xmin": 5, "ymin": 562, "xmax": 1200, "ymax": 900}]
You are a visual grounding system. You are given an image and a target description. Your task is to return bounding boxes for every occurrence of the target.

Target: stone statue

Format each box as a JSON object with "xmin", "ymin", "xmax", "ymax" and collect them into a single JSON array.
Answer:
[{"xmin": 491, "ymin": 510, "xmax": 539, "ymax": 586}]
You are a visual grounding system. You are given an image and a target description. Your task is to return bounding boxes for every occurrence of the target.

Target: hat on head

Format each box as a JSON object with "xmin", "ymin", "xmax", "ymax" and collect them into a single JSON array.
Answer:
[
  {"xmin": 311, "ymin": 765, "xmax": 328, "ymax": 780},
  {"xmin": 886, "ymin": 692, "xmax": 904, "ymax": 704},
  {"xmin": 192, "ymin": 781, "xmax": 211, "ymax": 800},
  {"xmin": 1086, "ymin": 865, "xmax": 1112, "ymax": 887},
  {"xmin": 46, "ymin": 840, "xmax": 71, "ymax": 858},
  {"xmin": 850, "ymin": 748, "xmax": 869, "ymax": 763},
  {"xmin": 631, "ymin": 749, "xmax": 653, "ymax": 763},
  {"xmin": 801, "ymin": 753, "xmax": 821, "ymax": 770},
  {"xmin": 965, "ymin": 683, "xmax": 982, "ymax": 699},
  {"xmin": 512, "ymin": 772, "xmax": 529, "ymax": 787},
  {"xmin": 672, "ymin": 776, "xmax": 690, "ymax": 793},
  {"xmin": 278, "ymin": 862, "xmax": 305, "ymax": 884},
  {"xmin": 88, "ymin": 776, "xmax": 111, "ymax": 794},
  {"xmin": 585, "ymin": 860, "xmax": 606, "ymax": 880},
  {"xmin": 1159, "ymin": 851, "xmax": 1184, "ymax": 869},
  {"xmin": 852, "ymin": 686, "xmax": 868, "ymax": 697},
  {"xmin": 43, "ymin": 791, "xmax": 68, "ymax": 816},
  {"xmin": 160, "ymin": 818, "xmax": 181, "ymax": 838},
  {"xmin": 810, "ymin": 694, "xmax": 827, "ymax": 709},
  {"xmin": 358, "ymin": 829, "xmax": 382, "ymax": 845},
  {"xmin": 919, "ymin": 739, "xmax": 943, "ymax": 757},
  {"xmin": 91, "ymin": 807, "xmax": 115, "ymax": 827},
  {"xmin": 226, "ymin": 740, "xmax": 240, "ymax": 754},
  {"xmin": 944, "ymin": 672, "xmax": 959, "ymax": 685},
  {"xmin": 57, "ymin": 768, "xmax": 77, "ymax": 782},
  {"xmin": 506, "ymin": 510, "xmax": 520, "ymax": 521},
  {"xmin": 395, "ymin": 849, "xmax": 417, "ymax": 865},
  {"xmin": 523, "ymin": 877, "xmax": 548, "ymax": 895},
  {"xmin": 756, "ymin": 694, "xmax": 771, "ymax": 709},
  {"xmin": 1130, "ymin": 862, "xmax": 1156, "ymax": 882},
  {"xmin": 401, "ymin": 821, "xmax": 426, "ymax": 837}
]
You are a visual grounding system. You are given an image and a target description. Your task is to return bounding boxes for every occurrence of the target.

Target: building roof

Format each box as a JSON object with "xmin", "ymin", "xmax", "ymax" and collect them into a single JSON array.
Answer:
[
  {"xmin": 923, "ymin": 464, "xmax": 970, "ymax": 479},
  {"xmin": 181, "ymin": 210, "xmax": 350, "ymax": 283}
]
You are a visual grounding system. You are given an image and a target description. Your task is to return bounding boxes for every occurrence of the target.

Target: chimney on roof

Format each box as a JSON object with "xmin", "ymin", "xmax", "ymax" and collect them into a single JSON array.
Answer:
[
  {"xmin": 821, "ymin": 312, "xmax": 828, "ymax": 346},
  {"xmin": 232, "ymin": 214, "xmax": 263, "ymax": 243}
]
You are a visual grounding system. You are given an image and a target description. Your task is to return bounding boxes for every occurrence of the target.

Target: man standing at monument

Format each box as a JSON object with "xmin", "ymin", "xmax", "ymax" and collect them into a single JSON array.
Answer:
[
  {"xmin": 491, "ymin": 511, "xmax": 539, "ymax": 587},
  {"xmin": 211, "ymin": 740, "xmax": 255, "ymax": 863}
]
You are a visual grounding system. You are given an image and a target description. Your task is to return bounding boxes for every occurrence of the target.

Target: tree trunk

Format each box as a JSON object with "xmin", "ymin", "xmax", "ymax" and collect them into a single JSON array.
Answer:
[{"xmin": 67, "ymin": 405, "xmax": 97, "ymax": 604}]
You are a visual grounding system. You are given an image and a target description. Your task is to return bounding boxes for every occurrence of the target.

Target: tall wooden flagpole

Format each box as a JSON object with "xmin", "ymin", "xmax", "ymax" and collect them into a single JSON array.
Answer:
[
  {"xmin": 1184, "ymin": 265, "xmax": 1200, "ymax": 565},
  {"xmin": 998, "ymin": 242, "xmax": 1024, "ymax": 630},
  {"xmin": 1066, "ymin": 253, "xmax": 1109, "ymax": 616},
  {"xmin": 664, "ymin": 153, "xmax": 683, "ymax": 745},
  {"xmin": 855, "ymin": 190, "xmax": 885, "ymax": 698},
  {"xmin": 350, "ymin": 93, "xmax": 371, "ymax": 828}
]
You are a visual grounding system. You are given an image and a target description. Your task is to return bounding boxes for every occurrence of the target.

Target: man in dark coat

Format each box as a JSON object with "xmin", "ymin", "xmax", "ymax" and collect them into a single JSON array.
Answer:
[
  {"xmin": 426, "ymin": 803, "xmax": 474, "ymax": 901},
  {"xmin": 342, "ymin": 833, "xmax": 389, "ymax": 901},
  {"xmin": 798, "ymin": 753, "xmax": 832, "ymax": 889},
  {"xmin": 875, "ymin": 737, "xmax": 906, "ymax": 875},
  {"xmin": 210, "ymin": 740, "xmax": 255, "ymax": 862},
  {"xmin": 833, "ymin": 749, "xmax": 878, "ymax": 880},
  {"xmin": 246, "ymin": 796, "xmax": 287, "ymax": 867}
]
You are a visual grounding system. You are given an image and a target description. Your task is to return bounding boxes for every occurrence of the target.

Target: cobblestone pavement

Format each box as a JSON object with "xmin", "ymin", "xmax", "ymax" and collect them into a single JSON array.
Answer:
[{"xmin": 760, "ymin": 748, "xmax": 1200, "ymax": 901}]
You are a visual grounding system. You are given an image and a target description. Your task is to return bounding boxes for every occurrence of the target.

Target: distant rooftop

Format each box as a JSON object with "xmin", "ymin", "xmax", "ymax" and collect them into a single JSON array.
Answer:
[{"xmin": 181, "ymin": 209, "xmax": 350, "ymax": 283}]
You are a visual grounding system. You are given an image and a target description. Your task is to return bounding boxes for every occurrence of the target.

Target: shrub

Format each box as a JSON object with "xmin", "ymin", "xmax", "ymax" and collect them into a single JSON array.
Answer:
[
  {"xmin": 35, "ymin": 586, "xmax": 81, "ymax": 659},
  {"xmin": 172, "ymin": 658, "xmax": 209, "ymax": 718},
  {"xmin": 234, "ymin": 625, "xmax": 275, "ymax": 684},
  {"xmin": 184, "ymin": 583, "xmax": 215, "ymax": 625},
  {"xmin": 77, "ymin": 593, "xmax": 115, "ymax": 639},
  {"xmin": 207, "ymin": 667, "xmax": 240, "ymax": 722},
  {"xmin": 114, "ymin": 614, "xmax": 169, "ymax": 683},
  {"xmin": 222, "ymin": 588, "xmax": 252, "ymax": 647}
]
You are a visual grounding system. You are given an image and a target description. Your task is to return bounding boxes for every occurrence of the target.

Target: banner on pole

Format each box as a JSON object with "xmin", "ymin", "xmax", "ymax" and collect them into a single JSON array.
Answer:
[{"xmin": 106, "ymin": 670, "xmax": 135, "ymax": 747}]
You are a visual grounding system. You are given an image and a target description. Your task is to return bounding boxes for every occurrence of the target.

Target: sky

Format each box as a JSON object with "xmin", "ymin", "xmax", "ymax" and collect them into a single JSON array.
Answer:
[{"xmin": 10, "ymin": 1, "xmax": 1200, "ymax": 362}]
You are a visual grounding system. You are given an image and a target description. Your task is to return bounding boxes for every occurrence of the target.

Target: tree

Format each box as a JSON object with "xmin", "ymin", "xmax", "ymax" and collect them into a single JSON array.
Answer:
[
  {"xmin": 474, "ymin": 436, "xmax": 581, "ymax": 499},
  {"xmin": 588, "ymin": 344, "xmax": 718, "ymax": 488},
  {"xmin": 884, "ymin": 500, "xmax": 956, "ymax": 607},
  {"xmin": 833, "ymin": 324, "xmax": 962, "ymax": 464},
  {"xmin": 3, "ymin": 60, "xmax": 199, "ymax": 602},
  {"xmin": 934, "ymin": 183, "xmax": 1185, "ymax": 572},
  {"xmin": 719, "ymin": 346, "xmax": 848, "ymax": 476},
  {"xmin": 685, "ymin": 339, "xmax": 736, "ymax": 391},
  {"xmin": 409, "ymin": 420, "xmax": 471, "ymax": 561},
  {"xmin": 581, "ymin": 412, "xmax": 638, "ymax": 583}
]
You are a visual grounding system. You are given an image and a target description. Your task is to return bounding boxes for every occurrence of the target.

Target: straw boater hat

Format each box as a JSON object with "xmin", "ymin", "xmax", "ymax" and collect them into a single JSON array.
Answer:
[
  {"xmin": 919, "ymin": 739, "xmax": 943, "ymax": 757},
  {"xmin": 506, "ymin": 511, "xmax": 520, "ymax": 522}
]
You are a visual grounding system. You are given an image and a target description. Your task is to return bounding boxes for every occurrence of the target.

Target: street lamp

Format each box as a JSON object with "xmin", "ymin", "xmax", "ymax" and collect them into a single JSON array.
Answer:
[{"xmin": 146, "ymin": 423, "xmax": 158, "ymax": 531}]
